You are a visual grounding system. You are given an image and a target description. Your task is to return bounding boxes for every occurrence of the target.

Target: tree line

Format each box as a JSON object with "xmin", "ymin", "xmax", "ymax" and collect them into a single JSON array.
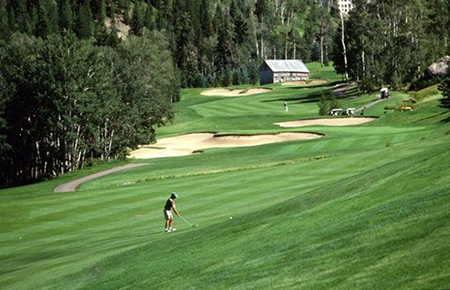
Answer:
[
  {"xmin": 332, "ymin": 0, "xmax": 450, "ymax": 92},
  {"xmin": 0, "ymin": 0, "xmax": 342, "ymax": 88},
  {"xmin": 0, "ymin": 30, "xmax": 178, "ymax": 188}
]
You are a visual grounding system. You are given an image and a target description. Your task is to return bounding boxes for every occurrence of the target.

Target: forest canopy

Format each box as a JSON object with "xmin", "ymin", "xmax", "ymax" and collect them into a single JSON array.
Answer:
[
  {"xmin": 0, "ymin": 0, "xmax": 341, "ymax": 87},
  {"xmin": 0, "ymin": 30, "xmax": 178, "ymax": 187},
  {"xmin": 331, "ymin": 0, "xmax": 450, "ymax": 91}
]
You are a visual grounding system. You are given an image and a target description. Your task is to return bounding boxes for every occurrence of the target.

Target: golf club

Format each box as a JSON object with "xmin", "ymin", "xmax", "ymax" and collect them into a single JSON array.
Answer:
[{"xmin": 179, "ymin": 215, "xmax": 197, "ymax": 227}]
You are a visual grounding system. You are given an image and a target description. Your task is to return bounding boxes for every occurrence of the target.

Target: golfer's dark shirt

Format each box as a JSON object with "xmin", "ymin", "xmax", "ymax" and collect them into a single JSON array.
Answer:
[{"xmin": 164, "ymin": 198, "xmax": 174, "ymax": 211}]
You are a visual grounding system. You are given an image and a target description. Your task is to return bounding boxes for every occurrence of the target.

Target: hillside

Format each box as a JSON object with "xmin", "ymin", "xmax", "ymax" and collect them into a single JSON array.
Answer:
[{"xmin": 1, "ymin": 64, "xmax": 450, "ymax": 289}]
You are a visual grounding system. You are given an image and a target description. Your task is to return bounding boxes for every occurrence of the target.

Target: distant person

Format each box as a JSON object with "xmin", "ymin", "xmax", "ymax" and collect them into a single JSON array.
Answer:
[
  {"xmin": 284, "ymin": 101, "xmax": 288, "ymax": 112},
  {"xmin": 164, "ymin": 192, "xmax": 180, "ymax": 232}
]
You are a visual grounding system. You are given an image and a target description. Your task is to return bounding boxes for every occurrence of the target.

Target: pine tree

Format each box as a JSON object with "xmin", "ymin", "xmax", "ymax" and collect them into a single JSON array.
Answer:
[
  {"xmin": 199, "ymin": 0, "xmax": 211, "ymax": 37},
  {"xmin": 121, "ymin": 0, "xmax": 131, "ymax": 24},
  {"xmin": 8, "ymin": 8, "xmax": 15, "ymax": 33},
  {"xmin": 249, "ymin": 64, "xmax": 258, "ymax": 86},
  {"xmin": 0, "ymin": 74, "xmax": 9, "ymax": 158},
  {"xmin": 106, "ymin": 26, "xmax": 120, "ymax": 47},
  {"xmin": 16, "ymin": 0, "xmax": 31, "ymax": 34},
  {"xmin": 59, "ymin": 0, "xmax": 73, "ymax": 32},
  {"xmin": 131, "ymin": 1, "xmax": 144, "ymax": 35},
  {"xmin": 318, "ymin": 92, "xmax": 329, "ymax": 115},
  {"xmin": 29, "ymin": 6, "xmax": 38, "ymax": 34},
  {"xmin": 328, "ymin": 92, "xmax": 340, "ymax": 110},
  {"xmin": 48, "ymin": 0, "xmax": 59, "ymax": 34},
  {"xmin": 221, "ymin": 66, "xmax": 232, "ymax": 87},
  {"xmin": 0, "ymin": 0, "xmax": 10, "ymax": 40},
  {"xmin": 76, "ymin": 0, "xmax": 94, "ymax": 39},
  {"xmin": 110, "ymin": 0, "xmax": 116, "ymax": 24},
  {"xmin": 36, "ymin": 0, "xmax": 59, "ymax": 37},
  {"xmin": 99, "ymin": 0, "xmax": 106, "ymax": 23},
  {"xmin": 214, "ymin": 7, "xmax": 233, "ymax": 70},
  {"xmin": 232, "ymin": 70, "xmax": 240, "ymax": 85},
  {"xmin": 230, "ymin": 0, "xmax": 248, "ymax": 45},
  {"xmin": 439, "ymin": 67, "xmax": 450, "ymax": 110},
  {"xmin": 144, "ymin": 2, "xmax": 155, "ymax": 30},
  {"xmin": 255, "ymin": 0, "xmax": 268, "ymax": 23},
  {"xmin": 157, "ymin": 0, "xmax": 173, "ymax": 29}
]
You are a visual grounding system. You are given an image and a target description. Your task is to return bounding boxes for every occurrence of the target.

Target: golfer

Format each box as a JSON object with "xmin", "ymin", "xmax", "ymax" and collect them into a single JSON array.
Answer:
[
  {"xmin": 284, "ymin": 101, "xmax": 288, "ymax": 112},
  {"xmin": 164, "ymin": 192, "xmax": 179, "ymax": 232}
]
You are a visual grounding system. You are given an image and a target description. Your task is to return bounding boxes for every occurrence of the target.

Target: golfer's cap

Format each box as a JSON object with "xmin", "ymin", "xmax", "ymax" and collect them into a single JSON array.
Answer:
[{"xmin": 171, "ymin": 192, "xmax": 178, "ymax": 198}]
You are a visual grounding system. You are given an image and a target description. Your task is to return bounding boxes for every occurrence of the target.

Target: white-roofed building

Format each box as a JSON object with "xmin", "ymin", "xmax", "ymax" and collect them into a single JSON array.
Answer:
[
  {"xmin": 338, "ymin": 0, "xmax": 354, "ymax": 15},
  {"xmin": 258, "ymin": 60, "xmax": 310, "ymax": 85}
]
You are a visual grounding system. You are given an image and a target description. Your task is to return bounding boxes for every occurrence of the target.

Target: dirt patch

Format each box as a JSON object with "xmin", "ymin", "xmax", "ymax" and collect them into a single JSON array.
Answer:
[
  {"xmin": 275, "ymin": 117, "xmax": 376, "ymax": 127},
  {"xmin": 129, "ymin": 132, "xmax": 322, "ymax": 159},
  {"xmin": 282, "ymin": 79, "xmax": 327, "ymax": 86},
  {"xmin": 201, "ymin": 88, "xmax": 271, "ymax": 97},
  {"xmin": 105, "ymin": 17, "xmax": 130, "ymax": 40}
]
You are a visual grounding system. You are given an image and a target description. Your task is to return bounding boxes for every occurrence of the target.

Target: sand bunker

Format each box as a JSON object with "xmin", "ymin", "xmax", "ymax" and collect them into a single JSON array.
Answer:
[
  {"xmin": 129, "ymin": 132, "xmax": 322, "ymax": 159},
  {"xmin": 201, "ymin": 88, "xmax": 271, "ymax": 97},
  {"xmin": 275, "ymin": 117, "xmax": 376, "ymax": 128},
  {"xmin": 282, "ymin": 80, "xmax": 327, "ymax": 86}
]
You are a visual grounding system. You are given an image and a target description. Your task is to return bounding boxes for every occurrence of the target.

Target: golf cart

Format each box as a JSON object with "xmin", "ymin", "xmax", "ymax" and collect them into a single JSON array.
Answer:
[
  {"xmin": 328, "ymin": 108, "xmax": 343, "ymax": 116},
  {"xmin": 399, "ymin": 100, "xmax": 414, "ymax": 111},
  {"xmin": 342, "ymin": 108, "xmax": 356, "ymax": 116},
  {"xmin": 378, "ymin": 88, "xmax": 390, "ymax": 99}
]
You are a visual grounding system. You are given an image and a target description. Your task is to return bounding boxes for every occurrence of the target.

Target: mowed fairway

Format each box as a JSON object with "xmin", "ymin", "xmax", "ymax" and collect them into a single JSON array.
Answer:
[{"xmin": 2, "ymin": 64, "xmax": 450, "ymax": 289}]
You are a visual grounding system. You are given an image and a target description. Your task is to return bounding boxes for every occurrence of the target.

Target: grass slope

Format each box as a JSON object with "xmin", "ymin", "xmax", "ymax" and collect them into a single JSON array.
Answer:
[
  {"xmin": 66, "ymin": 145, "xmax": 450, "ymax": 289},
  {"xmin": 1, "ymin": 63, "xmax": 450, "ymax": 289}
]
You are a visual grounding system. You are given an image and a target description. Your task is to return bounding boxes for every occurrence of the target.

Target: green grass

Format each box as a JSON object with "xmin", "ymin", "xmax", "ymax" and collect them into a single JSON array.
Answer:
[
  {"xmin": 1, "ymin": 64, "xmax": 450, "ymax": 289},
  {"xmin": 410, "ymin": 85, "xmax": 441, "ymax": 101}
]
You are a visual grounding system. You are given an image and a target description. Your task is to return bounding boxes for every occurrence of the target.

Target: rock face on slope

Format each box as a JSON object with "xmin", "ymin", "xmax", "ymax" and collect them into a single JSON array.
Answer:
[{"xmin": 425, "ymin": 56, "xmax": 450, "ymax": 79}]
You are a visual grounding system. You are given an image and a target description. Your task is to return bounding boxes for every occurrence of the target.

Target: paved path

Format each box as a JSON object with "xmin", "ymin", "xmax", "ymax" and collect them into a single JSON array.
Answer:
[
  {"xmin": 334, "ymin": 85, "xmax": 349, "ymax": 98},
  {"xmin": 53, "ymin": 163, "xmax": 148, "ymax": 193},
  {"xmin": 333, "ymin": 83, "xmax": 356, "ymax": 98},
  {"xmin": 332, "ymin": 83, "xmax": 388, "ymax": 113},
  {"xmin": 356, "ymin": 98, "xmax": 387, "ymax": 112}
]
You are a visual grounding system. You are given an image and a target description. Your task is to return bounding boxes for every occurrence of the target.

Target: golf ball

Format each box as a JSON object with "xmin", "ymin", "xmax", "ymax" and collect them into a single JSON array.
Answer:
[{"xmin": 229, "ymin": 217, "xmax": 233, "ymax": 219}]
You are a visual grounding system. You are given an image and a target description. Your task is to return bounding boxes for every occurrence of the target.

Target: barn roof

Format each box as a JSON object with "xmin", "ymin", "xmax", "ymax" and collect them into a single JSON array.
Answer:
[{"xmin": 262, "ymin": 60, "xmax": 310, "ymax": 73}]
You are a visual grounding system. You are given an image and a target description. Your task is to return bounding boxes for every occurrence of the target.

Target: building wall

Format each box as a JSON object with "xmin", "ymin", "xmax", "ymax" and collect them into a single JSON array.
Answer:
[
  {"xmin": 259, "ymin": 70, "xmax": 274, "ymax": 85},
  {"xmin": 258, "ymin": 62, "xmax": 310, "ymax": 85},
  {"xmin": 273, "ymin": 72, "xmax": 309, "ymax": 84}
]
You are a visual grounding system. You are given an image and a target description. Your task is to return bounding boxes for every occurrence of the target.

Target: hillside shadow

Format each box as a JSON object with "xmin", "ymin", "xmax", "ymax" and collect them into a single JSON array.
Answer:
[
  {"xmin": 441, "ymin": 114, "xmax": 450, "ymax": 123},
  {"xmin": 343, "ymin": 87, "xmax": 360, "ymax": 98},
  {"xmin": 262, "ymin": 91, "xmax": 323, "ymax": 104},
  {"xmin": 283, "ymin": 80, "xmax": 344, "ymax": 91}
]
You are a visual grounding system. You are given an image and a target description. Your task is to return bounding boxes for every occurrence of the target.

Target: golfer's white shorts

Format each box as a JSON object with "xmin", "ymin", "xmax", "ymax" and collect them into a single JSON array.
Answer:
[{"xmin": 163, "ymin": 209, "xmax": 173, "ymax": 220}]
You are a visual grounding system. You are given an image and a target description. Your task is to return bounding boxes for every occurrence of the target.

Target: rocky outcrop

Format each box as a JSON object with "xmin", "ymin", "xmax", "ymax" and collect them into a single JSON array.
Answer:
[{"xmin": 425, "ymin": 56, "xmax": 450, "ymax": 79}]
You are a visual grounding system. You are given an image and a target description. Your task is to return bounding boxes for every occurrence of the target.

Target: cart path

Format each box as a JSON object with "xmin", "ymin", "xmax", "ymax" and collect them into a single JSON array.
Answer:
[
  {"xmin": 53, "ymin": 163, "xmax": 148, "ymax": 193},
  {"xmin": 356, "ymin": 98, "xmax": 387, "ymax": 112},
  {"xmin": 334, "ymin": 85, "xmax": 350, "ymax": 98},
  {"xmin": 333, "ymin": 83, "xmax": 356, "ymax": 98},
  {"xmin": 333, "ymin": 83, "xmax": 388, "ymax": 113}
]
